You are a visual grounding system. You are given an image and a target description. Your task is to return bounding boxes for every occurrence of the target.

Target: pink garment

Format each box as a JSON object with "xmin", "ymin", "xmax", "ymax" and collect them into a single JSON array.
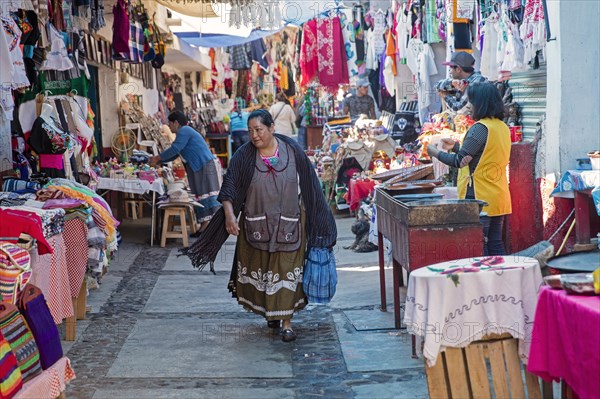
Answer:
[
  {"xmin": 112, "ymin": 0, "xmax": 130, "ymax": 53},
  {"xmin": 527, "ymin": 287, "xmax": 600, "ymax": 399},
  {"xmin": 40, "ymin": 153, "xmax": 64, "ymax": 169},
  {"xmin": 317, "ymin": 16, "xmax": 349, "ymax": 88},
  {"xmin": 299, "ymin": 19, "xmax": 318, "ymax": 86}
]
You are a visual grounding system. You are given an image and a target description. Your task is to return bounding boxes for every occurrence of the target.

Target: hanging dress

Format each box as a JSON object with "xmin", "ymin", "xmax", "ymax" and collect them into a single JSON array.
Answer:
[
  {"xmin": 299, "ymin": 19, "xmax": 318, "ymax": 86},
  {"xmin": 1, "ymin": 16, "xmax": 30, "ymax": 88},
  {"xmin": 317, "ymin": 16, "xmax": 349, "ymax": 88},
  {"xmin": 40, "ymin": 22, "xmax": 74, "ymax": 71}
]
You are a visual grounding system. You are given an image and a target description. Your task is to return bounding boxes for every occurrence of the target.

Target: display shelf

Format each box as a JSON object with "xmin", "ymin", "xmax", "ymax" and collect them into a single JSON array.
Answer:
[{"xmin": 206, "ymin": 133, "xmax": 231, "ymax": 169}]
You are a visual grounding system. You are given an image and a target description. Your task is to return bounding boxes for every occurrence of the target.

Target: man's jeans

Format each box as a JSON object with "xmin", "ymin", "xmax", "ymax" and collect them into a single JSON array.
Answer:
[
  {"xmin": 480, "ymin": 215, "xmax": 506, "ymax": 256},
  {"xmin": 297, "ymin": 126, "xmax": 307, "ymax": 150}
]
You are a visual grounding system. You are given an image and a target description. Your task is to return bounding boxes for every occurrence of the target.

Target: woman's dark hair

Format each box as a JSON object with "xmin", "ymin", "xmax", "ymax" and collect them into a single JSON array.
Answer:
[
  {"xmin": 467, "ymin": 82, "xmax": 505, "ymax": 120},
  {"xmin": 168, "ymin": 111, "xmax": 188, "ymax": 126},
  {"xmin": 276, "ymin": 91, "xmax": 290, "ymax": 104},
  {"xmin": 248, "ymin": 109, "xmax": 274, "ymax": 127}
]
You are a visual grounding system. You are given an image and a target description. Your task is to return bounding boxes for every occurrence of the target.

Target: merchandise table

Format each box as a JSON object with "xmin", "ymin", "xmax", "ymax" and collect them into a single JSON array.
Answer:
[
  {"xmin": 404, "ymin": 255, "xmax": 543, "ymax": 367},
  {"xmin": 15, "ymin": 357, "xmax": 75, "ymax": 399},
  {"xmin": 527, "ymin": 287, "xmax": 600, "ymax": 399},
  {"xmin": 375, "ymin": 188, "xmax": 484, "ymax": 329},
  {"xmin": 96, "ymin": 177, "xmax": 165, "ymax": 246},
  {"xmin": 551, "ymin": 170, "xmax": 600, "ymax": 247}
]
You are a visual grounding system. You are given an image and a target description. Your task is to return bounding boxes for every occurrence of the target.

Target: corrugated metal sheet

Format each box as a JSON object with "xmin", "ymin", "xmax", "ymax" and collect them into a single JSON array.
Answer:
[{"xmin": 508, "ymin": 63, "xmax": 547, "ymax": 141}]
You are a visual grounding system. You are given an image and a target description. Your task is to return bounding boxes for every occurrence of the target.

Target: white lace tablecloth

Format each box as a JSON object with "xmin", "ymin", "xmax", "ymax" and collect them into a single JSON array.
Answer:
[
  {"xmin": 404, "ymin": 255, "xmax": 543, "ymax": 366},
  {"xmin": 96, "ymin": 177, "xmax": 165, "ymax": 195}
]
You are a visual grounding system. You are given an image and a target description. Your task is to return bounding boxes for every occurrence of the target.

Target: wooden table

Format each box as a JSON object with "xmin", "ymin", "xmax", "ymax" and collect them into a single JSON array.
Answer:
[{"xmin": 375, "ymin": 188, "xmax": 484, "ymax": 328}]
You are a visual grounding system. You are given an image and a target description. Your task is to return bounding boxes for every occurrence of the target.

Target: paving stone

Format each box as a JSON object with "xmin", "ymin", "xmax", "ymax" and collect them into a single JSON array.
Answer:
[
  {"xmin": 333, "ymin": 313, "xmax": 423, "ymax": 372},
  {"xmin": 87, "ymin": 275, "xmax": 123, "ymax": 314},
  {"xmin": 343, "ymin": 308, "xmax": 397, "ymax": 331},
  {"xmin": 143, "ymin": 275, "xmax": 243, "ymax": 313},
  {"xmin": 60, "ymin": 320, "xmax": 91, "ymax": 354},
  {"xmin": 352, "ymin": 380, "xmax": 428, "ymax": 399},
  {"xmin": 106, "ymin": 318, "xmax": 293, "ymax": 378},
  {"xmin": 92, "ymin": 388, "xmax": 296, "ymax": 399}
]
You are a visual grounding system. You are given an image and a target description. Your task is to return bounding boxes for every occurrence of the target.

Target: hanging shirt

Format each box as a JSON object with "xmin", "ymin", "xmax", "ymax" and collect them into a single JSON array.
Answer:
[
  {"xmin": 480, "ymin": 17, "xmax": 500, "ymax": 79},
  {"xmin": 339, "ymin": 8, "xmax": 359, "ymax": 78},
  {"xmin": 416, "ymin": 43, "xmax": 439, "ymax": 123},
  {"xmin": 1, "ymin": 16, "xmax": 30, "ymax": 88}
]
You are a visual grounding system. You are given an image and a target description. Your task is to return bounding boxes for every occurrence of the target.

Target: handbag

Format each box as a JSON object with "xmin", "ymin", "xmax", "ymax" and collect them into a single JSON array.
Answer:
[
  {"xmin": 17, "ymin": 284, "xmax": 63, "ymax": 370},
  {"xmin": 302, "ymin": 247, "xmax": 337, "ymax": 304},
  {"xmin": 0, "ymin": 332, "xmax": 22, "ymax": 399},
  {"xmin": 0, "ymin": 243, "xmax": 32, "ymax": 304},
  {"xmin": 0, "ymin": 302, "xmax": 42, "ymax": 382}
]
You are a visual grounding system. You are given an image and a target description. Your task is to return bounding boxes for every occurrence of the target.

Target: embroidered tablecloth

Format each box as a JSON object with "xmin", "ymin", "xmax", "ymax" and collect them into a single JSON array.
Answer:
[
  {"xmin": 29, "ymin": 234, "xmax": 74, "ymax": 323},
  {"xmin": 15, "ymin": 357, "xmax": 75, "ymax": 399},
  {"xmin": 404, "ymin": 255, "xmax": 543, "ymax": 366},
  {"xmin": 550, "ymin": 170, "xmax": 600, "ymax": 215},
  {"xmin": 527, "ymin": 287, "xmax": 600, "ymax": 399},
  {"xmin": 97, "ymin": 177, "xmax": 165, "ymax": 195}
]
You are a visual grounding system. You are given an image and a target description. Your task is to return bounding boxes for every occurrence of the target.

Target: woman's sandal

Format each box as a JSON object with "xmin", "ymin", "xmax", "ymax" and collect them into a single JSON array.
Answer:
[
  {"xmin": 281, "ymin": 329, "xmax": 296, "ymax": 342},
  {"xmin": 267, "ymin": 320, "xmax": 281, "ymax": 329}
]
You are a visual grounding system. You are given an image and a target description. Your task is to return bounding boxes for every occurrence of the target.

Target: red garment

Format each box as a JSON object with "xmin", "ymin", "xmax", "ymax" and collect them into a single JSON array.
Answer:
[
  {"xmin": 0, "ymin": 209, "xmax": 53, "ymax": 255},
  {"xmin": 317, "ymin": 16, "xmax": 349, "ymax": 88},
  {"xmin": 300, "ymin": 20, "xmax": 318, "ymax": 87},
  {"xmin": 345, "ymin": 179, "xmax": 376, "ymax": 211}
]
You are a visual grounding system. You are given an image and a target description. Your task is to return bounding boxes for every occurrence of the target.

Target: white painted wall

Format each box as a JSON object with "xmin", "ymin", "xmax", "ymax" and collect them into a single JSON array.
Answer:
[
  {"xmin": 118, "ymin": 74, "xmax": 160, "ymax": 116},
  {"xmin": 544, "ymin": 0, "xmax": 600, "ymax": 176}
]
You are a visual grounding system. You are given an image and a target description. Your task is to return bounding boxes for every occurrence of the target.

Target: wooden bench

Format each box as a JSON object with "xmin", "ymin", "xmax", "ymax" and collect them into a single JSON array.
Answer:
[{"xmin": 425, "ymin": 334, "xmax": 554, "ymax": 399}]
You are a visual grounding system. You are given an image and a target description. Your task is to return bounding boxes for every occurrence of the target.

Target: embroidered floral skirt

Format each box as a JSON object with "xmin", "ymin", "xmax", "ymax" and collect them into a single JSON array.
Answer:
[{"xmin": 234, "ymin": 211, "xmax": 307, "ymax": 321}]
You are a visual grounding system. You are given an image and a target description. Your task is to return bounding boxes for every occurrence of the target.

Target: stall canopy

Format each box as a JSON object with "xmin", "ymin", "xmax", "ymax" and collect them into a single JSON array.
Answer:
[
  {"xmin": 154, "ymin": 0, "xmax": 219, "ymax": 18},
  {"xmin": 174, "ymin": 28, "xmax": 284, "ymax": 48}
]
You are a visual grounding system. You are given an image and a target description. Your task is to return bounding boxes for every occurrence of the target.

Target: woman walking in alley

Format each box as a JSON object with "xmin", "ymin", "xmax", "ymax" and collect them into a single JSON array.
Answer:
[
  {"xmin": 427, "ymin": 82, "xmax": 512, "ymax": 255},
  {"xmin": 183, "ymin": 109, "xmax": 337, "ymax": 342},
  {"xmin": 269, "ymin": 92, "xmax": 297, "ymax": 137}
]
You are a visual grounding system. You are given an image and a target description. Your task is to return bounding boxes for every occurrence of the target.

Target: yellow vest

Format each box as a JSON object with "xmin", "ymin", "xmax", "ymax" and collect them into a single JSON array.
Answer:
[{"xmin": 457, "ymin": 118, "xmax": 512, "ymax": 216}]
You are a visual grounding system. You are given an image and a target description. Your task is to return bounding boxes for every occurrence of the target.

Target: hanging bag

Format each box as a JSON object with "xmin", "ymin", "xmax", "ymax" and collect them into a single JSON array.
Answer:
[
  {"xmin": 17, "ymin": 284, "xmax": 63, "ymax": 370},
  {"xmin": 0, "ymin": 302, "xmax": 42, "ymax": 382},
  {"xmin": 0, "ymin": 243, "xmax": 32, "ymax": 305},
  {"xmin": 303, "ymin": 247, "xmax": 337, "ymax": 304}
]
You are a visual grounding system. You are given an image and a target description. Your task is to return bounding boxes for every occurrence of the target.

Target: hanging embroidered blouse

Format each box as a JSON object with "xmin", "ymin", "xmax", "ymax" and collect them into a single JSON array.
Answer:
[
  {"xmin": 29, "ymin": 116, "xmax": 73, "ymax": 155},
  {"xmin": 40, "ymin": 22, "xmax": 74, "ymax": 71},
  {"xmin": 1, "ymin": 16, "xmax": 30, "ymax": 88},
  {"xmin": 317, "ymin": 16, "xmax": 349, "ymax": 88},
  {"xmin": 520, "ymin": 0, "xmax": 546, "ymax": 64}
]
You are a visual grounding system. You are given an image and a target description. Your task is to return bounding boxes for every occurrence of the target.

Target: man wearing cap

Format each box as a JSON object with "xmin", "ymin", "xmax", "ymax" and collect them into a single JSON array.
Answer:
[
  {"xmin": 343, "ymin": 78, "xmax": 377, "ymax": 120},
  {"xmin": 435, "ymin": 51, "xmax": 487, "ymax": 113}
]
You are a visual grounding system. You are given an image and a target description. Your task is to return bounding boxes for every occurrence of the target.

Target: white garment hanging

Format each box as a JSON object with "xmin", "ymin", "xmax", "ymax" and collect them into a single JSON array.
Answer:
[
  {"xmin": 41, "ymin": 23, "xmax": 74, "ymax": 71},
  {"xmin": 0, "ymin": 23, "xmax": 15, "ymax": 116},
  {"xmin": 1, "ymin": 17, "xmax": 30, "ymax": 89},
  {"xmin": 416, "ymin": 44, "xmax": 438, "ymax": 123},
  {"xmin": 480, "ymin": 18, "xmax": 500, "ymax": 79},
  {"xmin": 406, "ymin": 38, "xmax": 424, "ymax": 75},
  {"xmin": 501, "ymin": 22, "xmax": 527, "ymax": 72}
]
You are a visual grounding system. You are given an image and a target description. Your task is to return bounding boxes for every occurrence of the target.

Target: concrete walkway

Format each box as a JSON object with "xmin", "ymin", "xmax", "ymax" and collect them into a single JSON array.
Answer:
[{"xmin": 62, "ymin": 215, "xmax": 428, "ymax": 398}]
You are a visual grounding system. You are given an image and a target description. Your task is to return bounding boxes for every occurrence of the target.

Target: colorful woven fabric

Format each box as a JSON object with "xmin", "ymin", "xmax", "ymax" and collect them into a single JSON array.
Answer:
[
  {"xmin": 0, "ymin": 303, "xmax": 41, "ymax": 383},
  {"xmin": 0, "ymin": 334, "xmax": 22, "ymax": 399},
  {"xmin": 0, "ymin": 243, "xmax": 32, "ymax": 304}
]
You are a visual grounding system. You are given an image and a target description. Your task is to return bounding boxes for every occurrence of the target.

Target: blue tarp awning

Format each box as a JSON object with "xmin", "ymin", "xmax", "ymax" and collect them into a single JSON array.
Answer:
[{"xmin": 174, "ymin": 28, "xmax": 284, "ymax": 48}]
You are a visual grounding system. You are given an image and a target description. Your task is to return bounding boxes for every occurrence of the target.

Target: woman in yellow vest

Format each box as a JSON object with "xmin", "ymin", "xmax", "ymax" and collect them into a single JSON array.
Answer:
[{"xmin": 427, "ymin": 83, "xmax": 512, "ymax": 255}]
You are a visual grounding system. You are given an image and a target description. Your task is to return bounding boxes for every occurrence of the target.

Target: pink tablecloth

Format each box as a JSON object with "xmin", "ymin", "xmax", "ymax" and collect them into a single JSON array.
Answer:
[
  {"xmin": 62, "ymin": 219, "xmax": 89, "ymax": 297},
  {"xmin": 15, "ymin": 357, "xmax": 75, "ymax": 399},
  {"xmin": 527, "ymin": 287, "xmax": 600, "ymax": 399},
  {"xmin": 29, "ymin": 234, "xmax": 74, "ymax": 324},
  {"xmin": 346, "ymin": 179, "xmax": 376, "ymax": 211}
]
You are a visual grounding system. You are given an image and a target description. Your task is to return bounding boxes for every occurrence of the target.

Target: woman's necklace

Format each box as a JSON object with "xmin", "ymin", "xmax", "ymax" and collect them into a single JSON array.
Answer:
[{"xmin": 259, "ymin": 144, "xmax": 280, "ymax": 167}]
